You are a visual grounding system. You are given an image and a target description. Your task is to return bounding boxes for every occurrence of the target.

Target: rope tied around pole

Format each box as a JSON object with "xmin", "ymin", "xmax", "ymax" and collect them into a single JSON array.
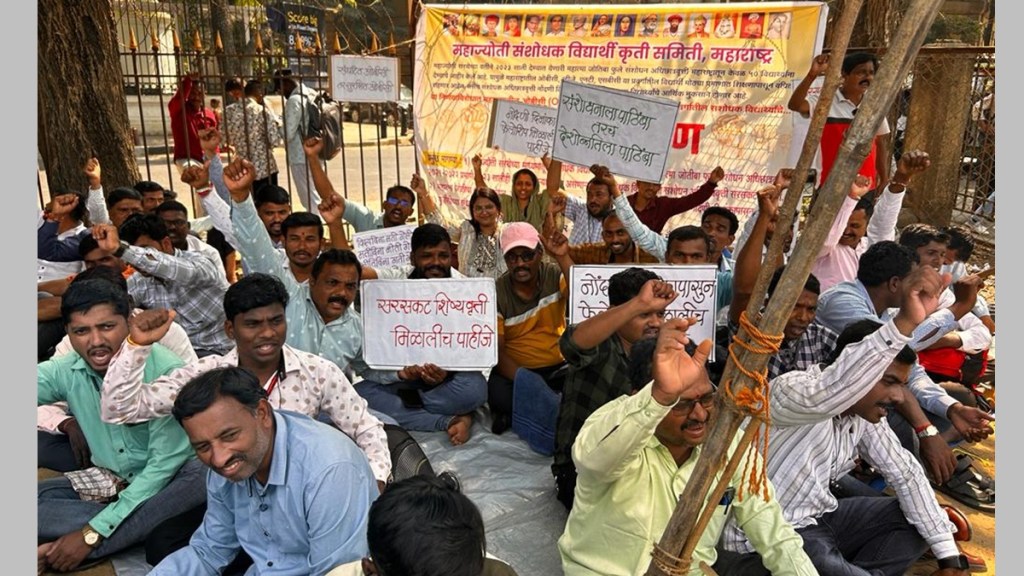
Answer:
[
  {"xmin": 651, "ymin": 543, "xmax": 690, "ymax": 576},
  {"xmin": 722, "ymin": 311, "xmax": 783, "ymax": 502}
]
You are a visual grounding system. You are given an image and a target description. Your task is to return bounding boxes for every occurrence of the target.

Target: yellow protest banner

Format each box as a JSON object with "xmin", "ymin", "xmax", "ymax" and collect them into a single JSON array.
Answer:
[{"xmin": 414, "ymin": 3, "xmax": 827, "ymax": 231}]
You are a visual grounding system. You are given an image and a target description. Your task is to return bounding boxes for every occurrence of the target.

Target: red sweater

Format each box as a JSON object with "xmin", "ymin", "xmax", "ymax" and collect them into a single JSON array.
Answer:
[
  {"xmin": 626, "ymin": 180, "xmax": 718, "ymax": 233},
  {"xmin": 168, "ymin": 76, "xmax": 218, "ymax": 162}
]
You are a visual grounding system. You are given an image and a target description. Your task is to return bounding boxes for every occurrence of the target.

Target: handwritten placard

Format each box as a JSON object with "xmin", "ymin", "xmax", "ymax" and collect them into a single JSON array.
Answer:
[
  {"xmin": 329, "ymin": 54, "xmax": 400, "ymax": 103},
  {"xmin": 552, "ymin": 79, "xmax": 679, "ymax": 183},
  {"xmin": 361, "ymin": 279, "xmax": 498, "ymax": 370},
  {"xmin": 486, "ymin": 99, "xmax": 557, "ymax": 157},
  {"xmin": 569, "ymin": 264, "xmax": 717, "ymax": 360},
  {"xmin": 353, "ymin": 224, "xmax": 416, "ymax": 269}
]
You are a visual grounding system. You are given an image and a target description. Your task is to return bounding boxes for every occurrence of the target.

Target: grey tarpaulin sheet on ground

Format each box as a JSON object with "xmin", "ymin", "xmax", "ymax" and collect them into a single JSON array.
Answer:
[{"xmin": 111, "ymin": 406, "xmax": 569, "ymax": 575}]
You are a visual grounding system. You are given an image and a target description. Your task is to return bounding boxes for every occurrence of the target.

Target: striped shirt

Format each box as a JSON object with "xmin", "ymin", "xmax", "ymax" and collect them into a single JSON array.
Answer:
[
  {"xmin": 563, "ymin": 195, "xmax": 605, "ymax": 245},
  {"xmin": 232, "ymin": 193, "xmax": 363, "ymax": 371},
  {"xmin": 721, "ymin": 320, "xmax": 958, "ymax": 560}
]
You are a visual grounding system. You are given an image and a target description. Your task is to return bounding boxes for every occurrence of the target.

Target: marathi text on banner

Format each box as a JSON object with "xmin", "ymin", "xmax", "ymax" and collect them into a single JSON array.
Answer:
[
  {"xmin": 414, "ymin": 3, "xmax": 826, "ymax": 231},
  {"xmin": 569, "ymin": 264, "xmax": 718, "ymax": 360},
  {"xmin": 361, "ymin": 278, "xmax": 499, "ymax": 370},
  {"xmin": 353, "ymin": 224, "xmax": 417, "ymax": 269},
  {"xmin": 552, "ymin": 79, "xmax": 678, "ymax": 182}
]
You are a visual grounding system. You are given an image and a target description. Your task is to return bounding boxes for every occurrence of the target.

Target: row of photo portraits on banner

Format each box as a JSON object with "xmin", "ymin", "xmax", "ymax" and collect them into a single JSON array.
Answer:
[{"xmin": 441, "ymin": 11, "xmax": 794, "ymax": 41}]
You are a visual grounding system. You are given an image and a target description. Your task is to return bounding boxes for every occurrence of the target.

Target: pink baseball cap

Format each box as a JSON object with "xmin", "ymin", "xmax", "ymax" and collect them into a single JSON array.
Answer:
[{"xmin": 500, "ymin": 222, "xmax": 541, "ymax": 256}]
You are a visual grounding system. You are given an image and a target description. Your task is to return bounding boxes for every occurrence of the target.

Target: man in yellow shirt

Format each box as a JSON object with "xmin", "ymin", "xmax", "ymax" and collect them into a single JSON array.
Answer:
[
  {"xmin": 489, "ymin": 223, "xmax": 571, "ymax": 434},
  {"xmin": 559, "ymin": 319, "xmax": 817, "ymax": 576}
]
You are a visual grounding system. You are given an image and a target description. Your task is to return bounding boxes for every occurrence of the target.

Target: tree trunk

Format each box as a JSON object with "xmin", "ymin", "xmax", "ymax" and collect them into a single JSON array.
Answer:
[{"xmin": 39, "ymin": 0, "xmax": 139, "ymax": 193}]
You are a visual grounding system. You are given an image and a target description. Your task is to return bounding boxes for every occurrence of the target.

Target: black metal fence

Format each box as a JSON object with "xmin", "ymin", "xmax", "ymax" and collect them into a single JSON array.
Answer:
[{"xmin": 110, "ymin": 0, "xmax": 417, "ymax": 215}]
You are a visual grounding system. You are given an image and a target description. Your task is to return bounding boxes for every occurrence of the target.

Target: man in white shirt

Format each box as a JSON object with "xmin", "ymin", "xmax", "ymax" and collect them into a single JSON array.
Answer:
[
  {"xmin": 723, "ymin": 264, "xmax": 973, "ymax": 575},
  {"xmin": 273, "ymin": 68, "xmax": 322, "ymax": 214}
]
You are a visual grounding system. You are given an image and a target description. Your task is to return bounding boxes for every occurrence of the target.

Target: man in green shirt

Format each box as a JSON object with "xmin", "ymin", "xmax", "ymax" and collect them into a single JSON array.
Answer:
[
  {"xmin": 558, "ymin": 318, "xmax": 816, "ymax": 576},
  {"xmin": 37, "ymin": 278, "xmax": 204, "ymax": 573}
]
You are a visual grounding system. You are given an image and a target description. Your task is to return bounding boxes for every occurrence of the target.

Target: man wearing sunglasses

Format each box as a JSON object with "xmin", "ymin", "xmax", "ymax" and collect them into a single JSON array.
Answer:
[
  {"xmin": 488, "ymin": 222, "xmax": 572, "ymax": 435},
  {"xmin": 302, "ymin": 137, "xmax": 416, "ymax": 232},
  {"xmin": 559, "ymin": 319, "xmax": 816, "ymax": 576}
]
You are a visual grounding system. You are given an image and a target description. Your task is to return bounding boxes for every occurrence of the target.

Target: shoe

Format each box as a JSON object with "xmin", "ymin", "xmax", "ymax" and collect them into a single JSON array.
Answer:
[
  {"xmin": 491, "ymin": 412, "xmax": 511, "ymax": 435},
  {"xmin": 962, "ymin": 549, "xmax": 987, "ymax": 572},
  {"xmin": 941, "ymin": 504, "xmax": 972, "ymax": 542}
]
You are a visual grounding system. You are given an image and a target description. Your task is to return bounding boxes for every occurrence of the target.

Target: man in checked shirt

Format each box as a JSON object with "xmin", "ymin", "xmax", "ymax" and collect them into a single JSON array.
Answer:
[
  {"xmin": 96, "ymin": 273, "xmax": 390, "ymax": 566},
  {"xmin": 721, "ymin": 264, "xmax": 973, "ymax": 575}
]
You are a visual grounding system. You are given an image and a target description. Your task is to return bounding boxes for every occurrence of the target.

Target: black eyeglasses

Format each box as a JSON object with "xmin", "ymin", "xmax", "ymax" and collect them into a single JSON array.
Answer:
[
  {"xmin": 385, "ymin": 197, "xmax": 412, "ymax": 208},
  {"xmin": 671, "ymin": 392, "xmax": 716, "ymax": 414},
  {"xmin": 504, "ymin": 249, "xmax": 538, "ymax": 264}
]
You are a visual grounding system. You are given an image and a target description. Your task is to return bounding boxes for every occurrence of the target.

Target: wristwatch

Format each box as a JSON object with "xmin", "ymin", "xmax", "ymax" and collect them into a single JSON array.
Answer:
[
  {"xmin": 113, "ymin": 240, "xmax": 130, "ymax": 258},
  {"xmin": 916, "ymin": 424, "xmax": 940, "ymax": 439},
  {"xmin": 936, "ymin": 554, "xmax": 969, "ymax": 570},
  {"xmin": 82, "ymin": 525, "xmax": 102, "ymax": 547}
]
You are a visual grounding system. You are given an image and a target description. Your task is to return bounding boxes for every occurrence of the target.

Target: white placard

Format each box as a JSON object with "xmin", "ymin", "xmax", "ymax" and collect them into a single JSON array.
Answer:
[
  {"xmin": 329, "ymin": 54, "xmax": 400, "ymax": 103},
  {"xmin": 353, "ymin": 224, "xmax": 416, "ymax": 269},
  {"xmin": 552, "ymin": 79, "xmax": 679, "ymax": 183},
  {"xmin": 569, "ymin": 264, "xmax": 717, "ymax": 359},
  {"xmin": 360, "ymin": 279, "xmax": 498, "ymax": 370},
  {"xmin": 486, "ymin": 99, "xmax": 557, "ymax": 157}
]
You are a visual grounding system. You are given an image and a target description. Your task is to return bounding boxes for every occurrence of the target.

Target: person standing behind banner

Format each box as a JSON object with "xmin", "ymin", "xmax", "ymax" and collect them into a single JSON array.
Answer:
[{"xmin": 788, "ymin": 52, "xmax": 891, "ymax": 193}]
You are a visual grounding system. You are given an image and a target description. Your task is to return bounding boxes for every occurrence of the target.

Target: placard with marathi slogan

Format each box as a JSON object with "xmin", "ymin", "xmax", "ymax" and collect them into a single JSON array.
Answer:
[
  {"xmin": 569, "ymin": 264, "xmax": 717, "ymax": 359},
  {"xmin": 361, "ymin": 278, "xmax": 498, "ymax": 370},
  {"xmin": 353, "ymin": 224, "xmax": 416, "ymax": 269},
  {"xmin": 552, "ymin": 79, "xmax": 679, "ymax": 182},
  {"xmin": 486, "ymin": 99, "xmax": 558, "ymax": 157},
  {"xmin": 329, "ymin": 54, "xmax": 400, "ymax": 102}
]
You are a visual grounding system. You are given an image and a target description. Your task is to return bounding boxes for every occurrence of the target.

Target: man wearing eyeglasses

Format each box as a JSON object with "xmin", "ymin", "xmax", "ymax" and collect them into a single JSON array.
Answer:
[
  {"xmin": 301, "ymin": 138, "xmax": 417, "ymax": 232},
  {"xmin": 559, "ymin": 319, "xmax": 816, "ymax": 576}
]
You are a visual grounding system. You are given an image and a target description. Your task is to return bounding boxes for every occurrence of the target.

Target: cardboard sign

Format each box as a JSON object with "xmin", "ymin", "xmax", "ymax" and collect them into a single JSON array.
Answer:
[
  {"xmin": 330, "ymin": 54, "xmax": 400, "ymax": 102},
  {"xmin": 568, "ymin": 264, "xmax": 718, "ymax": 359},
  {"xmin": 361, "ymin": 278, "xmax": 498, "ymax": 370},
  {"xmin": 486, "ymin": 99, "xmax": 558, "ymax": 157},
  {"xmin": 353, "ymin": 224, "xmax": 416, "ymax": 269},
  {"xmin": 552, "ymin": 79, "xmax": 678, "ymax": 182}
]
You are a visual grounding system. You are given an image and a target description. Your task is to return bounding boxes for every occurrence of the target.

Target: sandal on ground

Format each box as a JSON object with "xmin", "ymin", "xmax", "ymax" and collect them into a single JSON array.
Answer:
[{"xmin": 933, "ymin": 455, "xmax": 995, "ymax": 513}]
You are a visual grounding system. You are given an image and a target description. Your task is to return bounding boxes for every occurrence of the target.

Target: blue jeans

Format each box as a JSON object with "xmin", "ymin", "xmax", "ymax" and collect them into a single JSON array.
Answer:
[
  {"xmin": 356, "ymin": 371, "xmax": 487, "ymax": 432},
  {"xmin": 796, "ymin": 496, "xmax": 928, "ymax": 576},
  {"xmin": 38, "ymin": 458, "xmax": 207, "ymax": 560}
]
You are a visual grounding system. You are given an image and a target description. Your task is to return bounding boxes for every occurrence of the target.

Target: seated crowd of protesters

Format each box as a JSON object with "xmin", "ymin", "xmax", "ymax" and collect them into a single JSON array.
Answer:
[{"xmin": 38, "ymin": 96, "xmax": 994, "ymax": 574}]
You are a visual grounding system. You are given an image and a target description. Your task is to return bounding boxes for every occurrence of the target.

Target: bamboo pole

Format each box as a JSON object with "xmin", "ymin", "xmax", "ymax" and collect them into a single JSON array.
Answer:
[{"xmin": 644, "ymin": 0, "xmax": 946, "ymax": 573}]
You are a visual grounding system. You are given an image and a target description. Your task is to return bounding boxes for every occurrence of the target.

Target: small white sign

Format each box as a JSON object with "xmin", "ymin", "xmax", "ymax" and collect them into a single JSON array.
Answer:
[
  {"xmin": 552, "ymin": 79, "xmax": 679, "ymax": 183},
  {"xmin": 353, "ymin": 224, "xmax": 416, "ymax": 269},
  {"xmin": 330, "ymin": 54, "xmax": 400, "ymax": 103},
  {"xmin": 361, "ymin": 279, "xmax": 498, "ymax": 370},
  {"xmin": 568, "ymin": 264, "xmax": 718, "ymax": 359},
  {"xmin": 486, "ymin": 99, "xmax": 558, "ymax": 157}
]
